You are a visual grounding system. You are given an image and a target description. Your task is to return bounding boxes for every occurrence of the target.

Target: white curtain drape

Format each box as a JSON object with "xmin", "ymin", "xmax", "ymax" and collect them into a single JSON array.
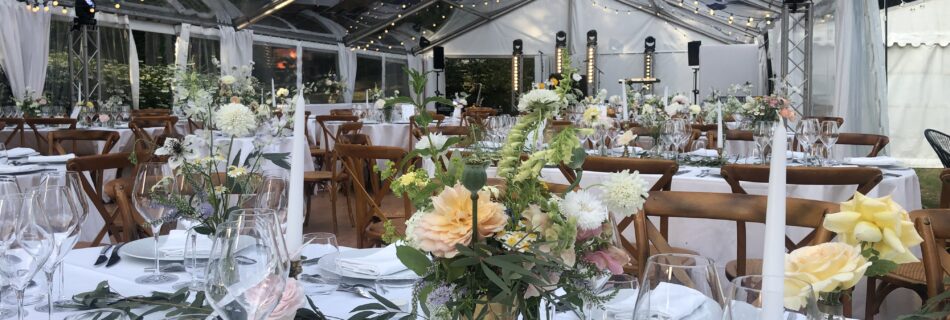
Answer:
[
  {"xmin": 887, "ymin": 45, "xmax": 950, "ymax": 168},
  {"xmin": 337, "ymin": 43, "xmax": 356, "ymax": 103},
  {"xmin": 0, "ymin": 0, "xmax": 51, "ymax": 99},
  {"xmin": 833, "ymin": 0, "xmax": 888, "ymax": 156},
  {"xmin": 218, "ymin": 27, "xmax": 254, "ymax": 75},
  {"xmin": 126, "ymin": 16, "xmax": 140, "ymax": 109},
  {"xmin": 406, "ymin": 53, "xmax": 423, "ymax": 101},
  {"xmin": 175, "ymin": 24, "xmax": 191, "ymax": 72}
]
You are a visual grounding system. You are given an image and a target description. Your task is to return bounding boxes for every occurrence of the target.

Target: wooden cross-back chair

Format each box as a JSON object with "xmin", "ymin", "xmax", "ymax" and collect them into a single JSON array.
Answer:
[
  {"xmin": 826, "ymin": 133, "xmax": 890, "ymax": 157},
  {"xmin": 49, "ymin": 129, "xmax": 120, "ymax": 160},
  {"xmin": 335, "ymin": 144, "xmax": 415, "ymax": 248},
  {"xmin": 635, "ymin": 191, "xmax": 838, "ymax": 278},
  {"xmin": 1, "ymin": 118, "xmax": 24, "ymax": 146},
  {"xmin": 558, "ymin": 157, "xmax": 680, "ymax": 272},
  {"xmin": 315, "ymin": 115, "xmax": 359, "ymax": 164},
  {"xmin": 865, "ymin": 209, "xmax": 950, "ymax": 319},
  {"xmin": 335, "ymin": 122, "xmax": 363, "ymax": 139},
  {"xmin": 131, "ymin": 108, "xmax": 171, "ymax": 117},
  {"xmin": 706, "ymin": 129, "xmax": 753, "ymax": 148},
  {"xmin": 302, "ymin": 127, "xmax": 365, "ymax": 232},
  {"xmin": 941, "ymin": 169, "xmax": 950, "ymax": 209},
  {"xmin": 463, "ymin": 107, "xmax": 497, "ymax": 128},
  {"xmin": 130, "ymin": 116, "xmax": 179, "ymax": 145},
  {"xmin": 0, "ymin": 121, "xmax": 4, "ymax": 131},
  {"xmin": 408, "ymin": 114, "xmax": 446, "ymax": 149},
  {"xmin": 719, "ymin": 164, "xmax": 882, "ymax": 279},
  {"xmin": 329, "ymin": 109, "xmax": 354, "ymax": 116},
  {"xmin": 23, "ymin": 118, "xmax": 77, "ymax": 154},
  {"xmin": 302, "ymin": 112, "xmax": 327, "ymax": 168}
]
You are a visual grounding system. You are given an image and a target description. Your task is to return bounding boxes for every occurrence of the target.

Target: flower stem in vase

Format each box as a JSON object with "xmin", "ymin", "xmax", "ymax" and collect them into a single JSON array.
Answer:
[{"xmin": 818, "ymin": 292, "xmax": 846, "ymax": 320}]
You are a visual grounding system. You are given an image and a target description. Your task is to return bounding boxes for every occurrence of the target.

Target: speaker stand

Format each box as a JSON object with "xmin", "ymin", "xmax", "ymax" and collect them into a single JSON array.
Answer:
[
  {"xmin": 691, "ymin": 67, "xmax": 700, "ymax": 104},
  {"xmin": 434, "ymin": 70, "xmax": 443, "ymax": 97}
]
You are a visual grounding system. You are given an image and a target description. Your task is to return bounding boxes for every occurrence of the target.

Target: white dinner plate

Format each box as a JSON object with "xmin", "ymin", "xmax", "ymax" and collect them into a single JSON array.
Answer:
[
  {"xmin": 119, "ymin": 235, "xmax": 253, "ymax": 261},
  {"xmin": 0, "ymin": 165, "xmax": 48, "ymax": 175},
  {"xmin": 317, "ymin": 249, "xmax": 420, "ymax": 280}
]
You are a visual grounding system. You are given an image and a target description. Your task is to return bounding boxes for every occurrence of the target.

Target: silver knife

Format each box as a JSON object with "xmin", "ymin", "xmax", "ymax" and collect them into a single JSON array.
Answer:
[
  {"xmin": 94, "ymin": 244, "xmax": 114, "ymax": 266},
  {"xmin": 106, "ymin": 242, "xmax": 127, "ymax": 267}
]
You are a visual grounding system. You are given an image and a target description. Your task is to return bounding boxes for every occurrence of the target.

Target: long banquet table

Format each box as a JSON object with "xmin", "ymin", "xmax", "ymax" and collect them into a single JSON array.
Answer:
[{"xmin": 0, "ymin": 125, "xmax": 165, "ymax": 155}]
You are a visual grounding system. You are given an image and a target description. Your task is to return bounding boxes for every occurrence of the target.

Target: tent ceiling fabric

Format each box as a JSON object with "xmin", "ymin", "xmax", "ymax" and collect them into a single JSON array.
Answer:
[{"xmin": 92, "ymin": 0, "xmax": 782, "ymax": 52}]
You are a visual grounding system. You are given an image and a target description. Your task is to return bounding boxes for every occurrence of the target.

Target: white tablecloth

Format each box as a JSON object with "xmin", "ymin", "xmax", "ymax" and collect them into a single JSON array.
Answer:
[
  {"xmin": 314, "ymin": 121, "xmax": 413, "ymax": 151},
  {"xmin": 0, "ymin": 126, "xmax": 163, "ymax": 155}
]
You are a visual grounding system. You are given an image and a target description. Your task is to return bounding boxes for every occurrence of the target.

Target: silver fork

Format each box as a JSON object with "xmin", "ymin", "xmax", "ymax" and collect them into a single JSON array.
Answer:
[{"xmin": 697, "ymin": 168, "xmax": 711, "ymax": 178}]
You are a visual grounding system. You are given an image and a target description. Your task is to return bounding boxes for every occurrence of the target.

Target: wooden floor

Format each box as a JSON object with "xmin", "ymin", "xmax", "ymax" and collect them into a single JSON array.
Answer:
[{"xmin": 301, "ymin": 190, "xmax": 407, "ymax": 248}]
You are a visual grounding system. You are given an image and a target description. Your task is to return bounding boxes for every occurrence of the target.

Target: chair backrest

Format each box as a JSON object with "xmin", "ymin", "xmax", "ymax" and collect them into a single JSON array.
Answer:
[
  {"xmin": 66, "ymin": 153, "xmax": 141, "ymax": 245},
  {"xmin": 721, "ymin": 164, "xmax": 883, "ymax": 197},
  {"xmin": 304, "ymin": 111, "xmax": 316, "ymax": 147},
  {"xmin": 804, "ymin": 116, "xmax": 844, "ymax": 127},
  {"xmin": 559, "ymin": 157, "xmax": 678, "ymax": 259},
  {"xmin": 910, "ymin": 209, "xmax": 950, "ymax": 298},
  {"xmin": 48, "ymin": 129, "xmax": 121, "ymax": 157},
  {"xmin": 131, "ymin": 108, "xmax": 171, "ymax": 117},
  {"xmin": 940, "ymin": 169, "xmax": 950, "ymax": 209},
  {"xmin": 1, "ymin": 118, "xmax": 24, "ymax": 145},
  {"xmin": 636, "ymin": 191, "xmax": 838, "ymax": 276},
  {"xmin": 23, "ymin": 118, "xmax": 78, "ymax": 154},
  {"xmin": 334, "ymin": 144, "xmax": 412, "ymax": 248},
  {"xmin": 338, "ymin": 133, "xmax": 372, "ymax": 146},
  {"xmin": 408, "ymin": 114, "xmax": 446, "ymax": 148},
  {"xmin": 0, "ymin": 121, "xmax": 4, "ymax": 131},
  {"xmin": 130, "ymin": 116, "xmax": 178, "ymax": 145},
  {"xmin": 924, "ymin": 129, "xmax": 950, "ymax": 168},
  {"xmin": 336, "ymin": 122, "xmax": 363, "ymax": 138},
  {"xmin": 330, "ymin": 109, "xmax": 354, "ymax": 116},
  {"xmin": 834, "ymin": 133, "xmax": 889, "ymax": 157}
]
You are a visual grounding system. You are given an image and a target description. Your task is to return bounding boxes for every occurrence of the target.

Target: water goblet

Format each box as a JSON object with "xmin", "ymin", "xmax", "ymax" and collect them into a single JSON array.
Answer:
[
  {"xmin": 205, "ymin": 220, "xmax": 286, "ymax": 320},
  {"xmin": 0, "ymin": 192, "xmax": 54, "ymax": 320},
  {"xmin": 633, "ymin": 253, "xmax": 724, "ymax": 320},
  {"xmin": 818, "ymin": 121, "xmax": 840, "ymax": 166},
  {"xmin": 131, "ymin": 162, "xmax": 178, "ymax": 284}
]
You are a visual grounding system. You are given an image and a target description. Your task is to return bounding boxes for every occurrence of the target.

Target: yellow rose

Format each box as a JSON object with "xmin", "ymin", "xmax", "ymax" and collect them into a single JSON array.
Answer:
[
  {"xmin": 617, "ymin": 130, "xmax": 637, "ymax": 146},
  {"xmin": 785, "ymin": 243, "xmax": 871, "ymax": 293},
  {"xmin": 412, "ymin": 184, "xmax": 508, "ymax": 258},
  {"xmin": 823, "ymin": 193, "xmax": 923, "ymax": 264}
]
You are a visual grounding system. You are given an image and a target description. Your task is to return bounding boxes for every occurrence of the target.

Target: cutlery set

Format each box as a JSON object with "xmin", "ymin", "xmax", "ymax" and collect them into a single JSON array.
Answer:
[{"xmin": 92, "ymin": 243, "xmax": 127, "ymax": 267}]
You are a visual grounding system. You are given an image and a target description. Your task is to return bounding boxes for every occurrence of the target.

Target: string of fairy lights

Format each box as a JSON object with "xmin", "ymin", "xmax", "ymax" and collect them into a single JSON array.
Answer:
[
  {"xmin": 21, "ymin": 0, "xmax": 138, "ymax": 15},
  {"xmin": 588, "ymin": 0, "xmax": 776, "ymax": 36}
]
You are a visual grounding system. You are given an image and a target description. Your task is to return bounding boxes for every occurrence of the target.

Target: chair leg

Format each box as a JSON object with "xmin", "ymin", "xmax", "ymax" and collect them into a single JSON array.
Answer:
[
  {"xmin": 329, "ymin": 180, "xmax": 340, "ymax": 235},
  {"xmin": 304, "ymin": 182, "xmax": 314, "ymax": 227},
  {"xmin": 344, "ymin": 180, "xmax": 355, "ymax": 227},
  {"xmin": 865, "ymin": 277, "xmax": 877, "ymax": 320}
]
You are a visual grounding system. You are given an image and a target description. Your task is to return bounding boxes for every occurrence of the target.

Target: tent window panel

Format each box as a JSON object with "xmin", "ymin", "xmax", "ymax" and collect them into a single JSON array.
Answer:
[
  {"xmin": 301, "ymin": 49, "xmax": 339, "ymax": 103},
  {"xmin": 0, "ymin": 67, "xmax": 11, "ymax": 106},
  {"xmin": 354, "ymin": 55, "xmax": 382, "ymax": 102},
  {"xmin": 134, "ymin": 30, "xmax": 176, "ymax": 109},
  {"xmin": 384, "ymin": 59, "xmax": 409, "ymax": 97},
  {"xmin": 42, "ymin": 22, "xmax": 132, "ymax": 108},
  {"xmin": 188, "ymin": 37, "xmax": 220, "ymax": 75},
  {"xmin": 445, "ymin": 57, "xmax": 534, "ymax": 114},
  {"xmin": 44, "ymin": 20, "xmax": 71, "ymax": 108},
  {"xmin": 252, "ymin": 44, "xmax": 297, "ymax": 90}
]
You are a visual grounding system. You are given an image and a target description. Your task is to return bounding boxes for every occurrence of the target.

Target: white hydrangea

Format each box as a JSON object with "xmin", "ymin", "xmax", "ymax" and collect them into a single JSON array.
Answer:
[
  {"xmin": 517, "ymin": 89, "xmax": 563, "ymax": 113},
  {"xmin": 374, "ymin": 99, "xmax": 386, "ymax": 109},
  {"xmin": 415, "ymin": 133, "xmax": 449, "ymax": 157},
  {"xmin": 404, "ymin": 210, "xmax": 430, "ymax": 249},
  {"xmin": 215, "ymin": 103, "xmax": 257, "ymax": 137},
  {"xmin": 558, "ymin": 189, "xmax": 608, "ymax": 231},
  {"xmin": 599, "ymin": 170, "xmax": 649, "ymax": 217},
  {"xmin": 220, "ymin": 75, "xmax": 236, "ymax": 85},
  {"xmin": 689, "ymin": 104, "xmax": 702, "ymax": 115}
]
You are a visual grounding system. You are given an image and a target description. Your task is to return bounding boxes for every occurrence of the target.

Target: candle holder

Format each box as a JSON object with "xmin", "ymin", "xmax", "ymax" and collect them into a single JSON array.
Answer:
[{"xmin": 289, "ymin": 259, "xmax": 303, "ymax": 279}]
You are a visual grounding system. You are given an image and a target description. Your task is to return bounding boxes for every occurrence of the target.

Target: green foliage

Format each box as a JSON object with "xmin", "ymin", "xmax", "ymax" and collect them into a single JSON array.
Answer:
[
  {"xmin": 861, "ymin": 244, "xmax": 899, "ymax": 277},
  {"xmin": 445, "ymin": 57, "xmax": 535, "ymax": 114},
  {"xmin": 139, "ymin": 64, "xmax": 175, "ymax": 109}
]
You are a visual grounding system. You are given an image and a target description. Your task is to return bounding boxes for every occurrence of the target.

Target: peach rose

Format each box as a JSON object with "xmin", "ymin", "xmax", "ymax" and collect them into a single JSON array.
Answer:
[
  {"xmin": 823, "ymin": 193, "xmax": 923, "ymax": 264},
  {"xmin": 413, "ymin": 184, "xmax": 508, "ymax": 258},
  {"xmin": 785, "ymin": 243, "xmax": 870, "ymax": 293},
  {"xmin": 267, "ymin": 278, "xmax": 303, "ymax": 320}
]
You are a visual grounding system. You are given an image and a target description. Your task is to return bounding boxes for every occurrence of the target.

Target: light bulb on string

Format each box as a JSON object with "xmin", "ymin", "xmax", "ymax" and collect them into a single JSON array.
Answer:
[
  {"xmin": 114, "ymin": 3, "xmax": 120, "ymax": 8},
  {"xmin": 61, "ymin": 7, "xmax": 67, "ymax": 13},
  {"xmin": 43, "ymin": 5, "xmax": 49, "ymax": 11}
]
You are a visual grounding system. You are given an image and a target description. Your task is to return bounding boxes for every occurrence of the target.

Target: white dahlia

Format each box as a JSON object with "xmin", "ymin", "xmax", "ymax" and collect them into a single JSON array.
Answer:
[
  {"xmin": 559, "ymin": 189, "xmax": 608, "ymax": 231},
  {"xmin": 517, "ymin": 89, "xmax": 562, "ymax": 113},
  {"xmin": 215, "ymin": 103, "xmax": 257, "ymax": 137},
  {"xmin": 599, "ymin": 170, "xmax": 649, "ymax": 217}
]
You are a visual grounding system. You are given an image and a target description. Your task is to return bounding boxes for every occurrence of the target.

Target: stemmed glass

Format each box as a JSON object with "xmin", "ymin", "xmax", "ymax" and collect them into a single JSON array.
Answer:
[
  {"xmin": 674, "ymin": 119, "xmax": 690, "ymax": 157},
  {"xmin": 753, "ymin": 121, "xmax": 775, "ymax": 165},
  {"xmin": 0, "ymin": 176, "xmax": 20, "ymax": 194},
  {"xmin": 205, "ymin": 219, "xmax": 287, "ymax": 320},
  {"xmin": 597, "ymin": 274, "xmax": 638, "ymax": 320},
  {"xmin": 796, "ymin": 119, "xmax": 820, "ymax": 166},
  {"xmin": 131, "ymin": 162, "xmax": 178, "ymax": 284},
  {"xmin": 633, "ymin": 253, "xmax": 724, "ymax": 320},
  {"xmin": 33, "ymin": 186, "xmax": 84, "ymax": 317},
  {"xmin": 299, "ymin": 233, "xmax": 339, "ymax": 295},
  {"xmin": 723, "ymin": 275, "xmax": 818, "ymax": 320},
  {"xmin": 226, "ymin": 209, "xmax": 290, "ymax": 273},
  {"xmin": 0, "ymin": 192, "xmax": 54, "ymax": 320},
  {"xmin": 254, "ymin": 171, "xmax": 288, "ymax": 227},
  {"xmin": 819, "ymin": 121, "xmax": 840, "ymax": 166}
]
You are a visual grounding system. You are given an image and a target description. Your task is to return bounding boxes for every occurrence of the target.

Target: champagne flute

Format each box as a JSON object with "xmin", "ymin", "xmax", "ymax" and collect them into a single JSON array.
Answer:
[
  {"xmin": 131, "ymin": 162, "xmax": 179, "ymax": 284},
  {"xmin": 205, "ymin": 220, "xmax": 286, "ymax": 320},
  {"xmin": 633, "ymin": 253, "xmax": 724, "ymax": 320},
  {"xmin": 33, "ymin": 186, "xmax": 83, "ymax": 317},
  {"xmin": 819, "ymin": 121, "xmax": 840, "ymax": 166},
  {"xmin": 0, "ymin": 192, "xmax": 54, "ymax": 320}
]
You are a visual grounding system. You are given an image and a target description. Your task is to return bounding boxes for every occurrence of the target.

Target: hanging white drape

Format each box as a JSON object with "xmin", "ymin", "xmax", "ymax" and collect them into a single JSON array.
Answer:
[
  {"xmin": 0, "ymin": 0, "xmax": 51, "ymax": 99},
  {"xmin": 126, "ymin": 16, "xmax": 140, "ymax": 109},
  {"xmin": 406, "ymin": 53, "xmax": 423, "ymax": 101},
  {"xmin": 337, "ymin": 43, "xmax": 356, "ymax": 103},
  {"xmin": 218, "ymin": 27, "xmax": 254, "ymax": 75},
  {"xmin": 174, "ymin": 23, "xmax": 191, "ymax": 72},
  {"xmin": 833, "ymin": 0, "xmax": 888, "ymax": 155}
]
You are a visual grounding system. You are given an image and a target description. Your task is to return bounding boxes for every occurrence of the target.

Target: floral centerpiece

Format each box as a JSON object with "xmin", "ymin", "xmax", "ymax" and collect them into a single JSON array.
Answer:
[
  {"xmin": 357, "ymin": 67, "xmax": 649, "ymax": 320},
  {"xmin": 739, "ymin": 95, "xmax": 795, "ymax": 123},
  {"xmin": 14, "ymin": 89, "xmax": 48, "ymax": 117},
  {"xmin": 784, "ymin": 192, "xmax": 922, "ymax": 318},
  {"xmin": 315, "ymin": 73, "xmax": 346, "ymax": 103},
  {"xmin": 152, "ymin": 62, "xmax": 291, "ymax": 235},
  {"xmin": 98, "ymin": 96, "xmax": 125, "ymax": 127}
]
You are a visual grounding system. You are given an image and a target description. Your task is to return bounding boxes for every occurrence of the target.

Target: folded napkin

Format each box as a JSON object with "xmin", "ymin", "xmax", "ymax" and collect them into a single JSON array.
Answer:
[
  {"xmin": 0, "ymin": 164, "xmax": 40, "ymax": 174},
  {"xmin": 337, "ymin": 244, "xmax": 408, "ymax": 277},
  {"xmin": 845, "ymin": 156, "xmax": 899, "ymax": 167},
  {"xmin": 4, "ymin": 148, "xmax": 38, "ymax": 158},
  {"xmin": 637, "ymin": 282, "xmax": 722, "ymax": 320},
  {"xmin": 687, "ymin": 149, "xmax": 719, "ymax": 157},
  {"xmin": 725, "ymin": 301, "xmax": 809, "ymax": 320},
  {"xmin": 158, "ymin": 230, "xmax": 214, "ymax": 258},
  {"xmin": 786, "ymin": 151, "xmax": 806, "ymax": 159},
  {"xmin": 26, "ymin": 154, "xmax": 76, "ymax": 163},
  {"xmin": 609, "ymin": 146, "xmax": 644, "ymax": 154}
]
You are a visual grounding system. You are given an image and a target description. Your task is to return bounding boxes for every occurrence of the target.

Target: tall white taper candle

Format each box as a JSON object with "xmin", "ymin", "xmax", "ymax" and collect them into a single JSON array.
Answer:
[
  {"xmin": 761, "ymin": 118, "xmax": 787, "ymax": 319},
  {"xmin": 716, "ymin": 102, "xmax": 723, "ymax": 149},
  {"xmin": 285, "ymin": 95, "xmax": 306, "ymax": 258},
  {"xmin": 271, "ymin": 79, "xmax": 277, "ymax": 109},
  {"xmin": 620, "ymin": 80, "xmax": 628, "ymax": 121}
]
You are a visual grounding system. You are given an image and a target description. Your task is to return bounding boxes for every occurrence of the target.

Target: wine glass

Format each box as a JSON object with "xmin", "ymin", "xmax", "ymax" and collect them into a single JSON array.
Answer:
[
  {"xmin": 753, "ymin": 121, "xmax": 774, "ymax": 165},
  {"xmin": 33, "ymin": 186, "xmax": 84, "ymax": 317},
  {"xmin": 131, "ymin": 162, "xmax": 178, "ymax": 284},
  {"xmin": 0, "ymin": 193, "xmax": 22, "ymax": 319},
  {"xmin": 299, "ymin": 233, "xmax": 339, "ymax": 295},
  {"xmin": 819, "ymin": 121, "xmax": 840, "ymax": 166},
  {"xmin": 226, "ymin": 209, "xmax": 290, "ymax": 273},
  {"xmin": 633, "ymin": 253, "xmax": 725, "ymax": 320},
  {"xmin": 0, "ymin": 192, "xmax": 54, "ymax": 320},
  {"xmin": 253, "ymin": 171, "xmax": 288, "ymax": 227},
  {"xmin": 723, "ymin": 275, "xmax": 818, "ymax": 320},
  {"xmin": 796, "ymin": 119, "xmax": 820, "ymax": 166},
  {"xmin": 205, "ymin": 220, "xmax": 287, "ymax": 320},
  {"xmin": 182, "ymin": 226, "xmax": 211, "ymax": 291},
  {"xmin": 0, "ymin": 176, "xmax": 20, "ymax": 194},
  {"xmin": 39, "ymin": 171, "xmax": 88, "ymax": 218},
  {"xmin": 598, "ymin": 274, "xmax": 639, "ymax": 320}
]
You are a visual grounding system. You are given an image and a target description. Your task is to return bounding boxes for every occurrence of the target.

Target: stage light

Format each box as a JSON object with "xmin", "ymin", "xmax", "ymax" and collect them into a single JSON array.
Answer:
[
  {"xmin": 586, "ymin": 30, "xmax": 597, "ymax": 96},
  {"xmin": 554, "ymin": 31, "xmax": 567, "ymax": 74},
  {"xmin": 643, "ymin": 36, "xmax": 656, "ymax": 91},
  {"xmin": 511, "ymin": 39, "xmax": 524, "ymax": 110}
]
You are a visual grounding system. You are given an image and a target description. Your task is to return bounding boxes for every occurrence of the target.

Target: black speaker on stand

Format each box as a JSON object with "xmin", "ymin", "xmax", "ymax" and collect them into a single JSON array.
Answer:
[
  {"xmin": 432, "ymin": 46, "xmax": 445, "ymax": 97},
  {"xmin": 687, "ymin": 41, "xmax": 701, "ymax": 104}
]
